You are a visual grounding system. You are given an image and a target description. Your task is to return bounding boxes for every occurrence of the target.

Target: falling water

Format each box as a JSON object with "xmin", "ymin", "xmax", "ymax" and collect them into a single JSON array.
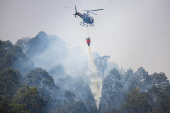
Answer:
[{"xmin": 87, "ymin": 46, "xmax": 103, "ymax": 109}]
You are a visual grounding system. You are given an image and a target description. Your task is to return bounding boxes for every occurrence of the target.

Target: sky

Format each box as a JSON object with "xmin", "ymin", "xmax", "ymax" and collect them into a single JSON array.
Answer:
[{"xmin": 0, "ymin": 0, "xmax": 170, "ymax": 79}]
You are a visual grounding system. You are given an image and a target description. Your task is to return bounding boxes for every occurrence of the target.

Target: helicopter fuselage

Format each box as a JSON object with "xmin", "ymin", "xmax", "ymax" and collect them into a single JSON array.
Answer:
[{"xmin": 77, "ymin": 12, "xmax": 94, "ymax": 25}]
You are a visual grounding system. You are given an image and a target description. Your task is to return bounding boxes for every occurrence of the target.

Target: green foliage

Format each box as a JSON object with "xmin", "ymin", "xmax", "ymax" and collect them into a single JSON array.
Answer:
[
  {"xmin": 101, "ymin": 68, "xmax": 124, "ymax": 112},
  {"xmin": 144, "ymin": 75, "xmax": 153, "ymax": 87},
  {"xmin": 12, "ymin": 45, "xmax": 26, "ymax": 59},
  {"xmin": 4, "ymin": 52, "xmax": 18, "ymax": 68},
  {"xmin": 0, "ymin": 95, "xmax": 9, "ymax": 113},
  {"xmin": 125, "ymin": 88, "xmax": 140, "ymax": 101},
  {"xmin": 74, "ymin": 101, "xmax": 88, "ymax": 113},
  {"xmin": 9, "ymin": 103, "xmax": 28, "ymax": 113},
  {"xmin": 88, "ymin": 105, "xmax": 97, "ymax": 113},
  {"xmin": 25, "ymin": 68, "xmax": 58, "ymax": 90},
  {"xmin": 16, "ymin": 37, "xmax": 30, "ymax": 53},
  {"xmin": 109, "ymin": 68, "xmax": 121, "ymax": 80},
  {"xmin": 119, "ymin": 94, "xmax": 152, "ymax": 113},
  {"xmin": 0, "ymin": 40, "xmax": 28, "ymax": 73},
  {"xmin": 64, "ymin": 90, "xmax": 75, "ymax": 100},
  {"xmin": 11, "ymin": 85, "xmax": 44, "ymax": 113},
  {"xmin": 165, "ymin": 85, "xmax": 170, "ymax": 94},
  {"xmin": 0, "ymin": 40, "xmax": 13, "ymax": 58},
  {"xmin": 145, "ymin": 86, "xmax": 170, "ymax": 113},
  {"xmin": 166, "ymin": 100, "xmax": 170, "ymax": 113},
  {"xmin": 26, "ymin": 31, "xmax": 48, "ymax": 57},
  {"xmin": 55, "ymin": 75, "xmax": 72, "ymax": 89},
  {"xmin": 43, "ymin": 76, "xmax": 56, "ymax": 89},
  {"xmin": 137, "ymin": 67, "xmax": 149, "ymax": 79},
  {"xmin": 61, "ymin": 76, "xmax": 97, "ymax": 113},
  {"xmin": 56, "ymin": 100, "xmax": 88, "ymax": 113},
  {"xmin": 151, "ymin": 72, "xmax": 169, "ymax": 87},
  {"xmin": 128, "ymin": 76, "xmax": 141, "ymax": 92},
  {"xmin": 103, "ymin": 68, "xmax": 122, "ymax": 91},
  {"xmin": 106, "ymin": 108, "xmax": 117, "ymax": 113},
  {"xmin": 0, "ymin": 68, "xmax": 22, "ymax": 100}
]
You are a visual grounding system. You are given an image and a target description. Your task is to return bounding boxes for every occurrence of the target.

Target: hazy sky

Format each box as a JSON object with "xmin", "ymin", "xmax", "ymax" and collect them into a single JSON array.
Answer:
[{"xmin": 0, "ymin": 0, "xmax": 170, "ymax": 79}]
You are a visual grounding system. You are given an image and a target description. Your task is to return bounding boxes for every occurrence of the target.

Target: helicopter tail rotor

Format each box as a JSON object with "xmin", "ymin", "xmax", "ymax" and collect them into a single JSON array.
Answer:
[{"xmin": 73, "ymin": 5, "xmax": 78, "ymax": 17}]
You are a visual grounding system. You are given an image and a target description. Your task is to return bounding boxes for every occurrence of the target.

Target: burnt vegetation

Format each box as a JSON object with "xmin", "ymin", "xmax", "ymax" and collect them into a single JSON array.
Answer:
[{"xmin": 0, "ymin": 31, "xmax": 169, "ymax": 113}]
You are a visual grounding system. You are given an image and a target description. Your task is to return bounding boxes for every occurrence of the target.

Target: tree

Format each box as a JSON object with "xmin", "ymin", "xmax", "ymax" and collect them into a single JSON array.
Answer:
[
  {"xmin": 74, "ymin": 101, "xmax": 88, "ymax": 113},
  {"xmin": 145, "ymin": 87, "xmax": 170, "ymax": 113},
  {"xmin": 56, "ymin": 100, "xmax": 88, "ymax": 113},
  {"xmin": 165, "ymin": 85, "xmax": 170, "ymax": 95},
  {"xmin": 64, "ymin": 90, "xmax": 75, "ymax": 101},
  {"xmin": 122, "ymin": 68, "xmax": 134, "ymax": 91},
  {"xmin": 144, "ymin": 75, "xmax": 153, "ymax": 90},
  {"xmin": 136, "ymin": 67, "xmax": 154, "ymax": 91},
  {"xmin": 24, "ymin": 68, "xmax": 60, "ymax": 103},
  {"xmin": 0, "ymin": 40, "xmax": 29, "ymax": 75},
  {"xmin": 137, "ymin": 67, "xmax": 149, "ymax": 80},
  {"xmin": 11, "ymin": 45, "xmax": 25, "ymax": 58},
  {"xmin": 106, "ymin": 108, "xmax": 117, "ymax": 113},
  {"xmin": 151, "ymin": 72, "xmax": 169, "ymax": 88},
  {"xmin": 119, "ymin": 94, "xmax": 152, "ymax": 113},
  {"xmin": 0, "ymin": 68, "xmax": 22, "ymax": 101},
  {"xmin": 93, "ymin": 53, "xmax": 109, "ymax": 77},
  {"xmin": 25, "ymin": 68, "xmax": 59, "ymax": 90},
  {"xmin": 165, "ymin": 100, "xmax": 170, "ymax": 113},
  {"xmin": 16, "ymin": 37, "xmax": 30, "ymax": 53},
  {"xmin": 0, "ymin": 40, "xmax": 13, "ymax": 58},
  {"xmin": 26, "ymin": 31, "xmax": 49, "ymax": 57},
  {"xmin": 56, "ymin": 92, "xmax": 88, "ymax": 113},
  {"xmin": 125, "ymin": 88, "xmax": 140, "ymax": 101},
  {"xmin": 103, "ymin": 68, "xmax": 123, "ymax": 92},
  {"xmin": 4, "ymin": 45, "xmax": 26, "ymax": 70},
  {"xmin": 4, "ymin": 52, "xmax": 18, "ymax": 68},
  {"xmin": 11, "ymin": 85, "xmax": 44, "ymax": 113},
  {"xmin": 0, "ymin": 95, "xmax": 9, "ymax": 113},
  {"xmin": 109, "ymin": 68, "xmax": 121, "ymax": 80},
  {"xmin": 49, "ymin": 64, "xmax": 66, "ymax": 80},
  {"xmin": 101, "ymin": 68, "xmax": 124, "ymax": 112}
]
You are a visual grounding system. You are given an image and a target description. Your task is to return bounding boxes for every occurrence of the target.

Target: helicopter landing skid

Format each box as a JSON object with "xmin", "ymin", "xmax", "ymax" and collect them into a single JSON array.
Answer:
[
  {"xmin": 89, "ymin": 24, "xmax": 94, "ymax": 27},
  {"xmin": 80, "ymin": 21, "xmax": 85, "ymax": 26},
  {"xmin": 80, "ymin": 21, "xmax": 94, "ymax": 27}
]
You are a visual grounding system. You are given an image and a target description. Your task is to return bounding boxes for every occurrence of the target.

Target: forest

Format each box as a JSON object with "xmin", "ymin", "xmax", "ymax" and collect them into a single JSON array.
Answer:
[{"xmin": 0, "ymin": 31, "xmax": 170, "ymax": 113}]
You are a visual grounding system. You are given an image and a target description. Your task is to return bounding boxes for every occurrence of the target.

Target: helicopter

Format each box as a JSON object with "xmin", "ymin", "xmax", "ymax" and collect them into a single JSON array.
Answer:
[{"xmin": 65, "ymin": 6, "xmax": 104, "ymax": 27}]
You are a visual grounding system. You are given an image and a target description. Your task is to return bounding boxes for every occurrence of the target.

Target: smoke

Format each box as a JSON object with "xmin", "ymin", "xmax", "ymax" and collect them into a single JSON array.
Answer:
[
  {"xmin": 22, "ymin": 31, "xmax": 108, "ymax": 110},
  {"xmin": 14, "ymin": 31, "xmax": 170, "ymax": 112},
  {"xmin": 29, "ymin": 32, "xmax": 104, "ymax": 109},
  {"xmin": 61, "ymin": 46, "xmax": 88, "ymax": 76},
  {"xmin": 28, "ymin": 32, "xmax": 88, "ymax": 77}
]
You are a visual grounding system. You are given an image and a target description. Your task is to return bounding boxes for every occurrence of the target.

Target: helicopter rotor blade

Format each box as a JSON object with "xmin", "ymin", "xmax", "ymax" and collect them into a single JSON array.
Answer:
[
  {"xmin": 82, "ymin": 9, "xmax": 104, "ymax": 11},
  {"xmin": 63, "ymin": 6, "xmax": 73, "ymax": 9},
  {"xmin": 89, "ymin": 9, "xmax": 104, "ymax": 11},
  {"xmin": 82, "ymin": 10, "xmax": 97, "ymax": 15},
  {"xmin": 89, "ymin": 11, "xmax": 97, "ymax": 15}
]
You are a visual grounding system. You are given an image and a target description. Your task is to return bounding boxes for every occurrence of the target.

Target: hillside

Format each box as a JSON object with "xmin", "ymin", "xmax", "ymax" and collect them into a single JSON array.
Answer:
[{"xmin": 0, "ymin": 31, "xmax": 169, "ymax": 113}]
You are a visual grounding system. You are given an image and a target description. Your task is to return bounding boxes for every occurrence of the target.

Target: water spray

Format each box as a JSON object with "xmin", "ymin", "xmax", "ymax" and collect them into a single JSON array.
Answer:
[{"xmin": 86, "ymin": 38, "xmax": 102, "ymax": 109}]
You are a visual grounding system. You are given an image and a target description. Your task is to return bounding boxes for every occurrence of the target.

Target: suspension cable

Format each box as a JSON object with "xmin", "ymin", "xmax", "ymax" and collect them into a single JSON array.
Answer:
[{"xmin": 86, "ymin": 24, "xmax": 90, "ymax": 38}]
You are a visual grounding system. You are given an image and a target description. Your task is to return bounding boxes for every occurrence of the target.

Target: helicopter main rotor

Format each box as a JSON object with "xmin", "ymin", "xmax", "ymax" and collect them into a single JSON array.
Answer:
[
  {"xmin": 82, "ymin": 9, "xmax": 104, "ymax": 15},
  {"xmin": 64, "ymin": 6, "xmax": 104, "ymax": 15}
]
